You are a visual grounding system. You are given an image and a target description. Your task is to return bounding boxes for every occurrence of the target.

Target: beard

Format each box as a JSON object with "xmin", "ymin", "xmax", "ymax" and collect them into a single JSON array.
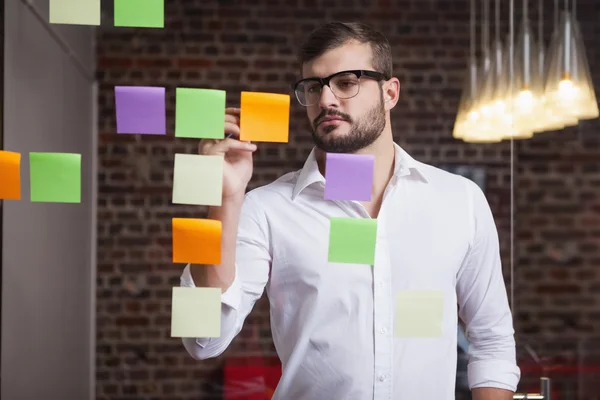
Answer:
[{"xmin": 310, "ymin": 93, "xmax": 386, "ymax": 153}]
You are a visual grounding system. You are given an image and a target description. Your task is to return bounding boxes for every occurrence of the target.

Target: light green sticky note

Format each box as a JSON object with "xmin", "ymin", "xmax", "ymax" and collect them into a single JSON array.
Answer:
[
  {"xmin": 175, "ymin": 88, "xmax": 226, "ymax": 139},
  {"xmin": 395, "ymin": 291, "xmax": 444, "ymax": 338},
  {"xmin": 30, "ymin": 152, "xmax": 81, "ymax": 203},
  {"xmin": 328, "ymin": 217, "xmax": 377, "ymax": 264},
  {"xmin": 172, "ymin": 154, "xmax": 223, "ymax": 206},
  {"xmin": 50, "ymin": 0, "xmax": 101, "ymax": 25},
  {"xmin": 171, "ymin": 287, "xmax": 221, "ymax": 338},
  {"xmin": 114, "ymin": 0, "xmax": 164, "ymax": 28}
]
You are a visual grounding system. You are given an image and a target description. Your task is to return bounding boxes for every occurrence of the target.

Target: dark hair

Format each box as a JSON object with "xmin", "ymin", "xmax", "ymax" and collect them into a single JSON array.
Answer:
[{"xmin": 298, "ymin": 22, "xmax": 393, "ymax": 79}]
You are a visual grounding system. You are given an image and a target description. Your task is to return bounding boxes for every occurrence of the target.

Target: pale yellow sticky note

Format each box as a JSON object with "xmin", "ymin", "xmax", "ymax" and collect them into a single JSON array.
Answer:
[
  {"xmin": 172, "ymin": 154, "xmax": 223, "ymax": 206},
  {"xmin": 171, "ymin": 287, "xmax": 221, "ymax": 338},
  {"xmin": 395, "ymin": 290, "xmax": 444, "ymax": 338},
  {"xmin": 49, "ymin": 0, "xmax": 101, "ymax": 26}
]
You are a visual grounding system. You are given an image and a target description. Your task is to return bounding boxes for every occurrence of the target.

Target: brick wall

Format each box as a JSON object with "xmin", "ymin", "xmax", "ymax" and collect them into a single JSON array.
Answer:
[{"xmin": 96, "ymin": 0, "xmax": 600, "ymax": 398}]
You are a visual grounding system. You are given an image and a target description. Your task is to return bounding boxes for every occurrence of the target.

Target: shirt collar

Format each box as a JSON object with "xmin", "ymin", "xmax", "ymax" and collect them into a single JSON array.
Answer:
[{"xmin": 292, "ymin": 142, "xmax": 429, "ymax": 200}]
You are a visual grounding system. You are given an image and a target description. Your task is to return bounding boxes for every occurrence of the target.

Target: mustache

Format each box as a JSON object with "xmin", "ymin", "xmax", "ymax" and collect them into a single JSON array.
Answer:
[{"xmin": 313, "ymin": 109, "xmax": 352, "ymax": 129}]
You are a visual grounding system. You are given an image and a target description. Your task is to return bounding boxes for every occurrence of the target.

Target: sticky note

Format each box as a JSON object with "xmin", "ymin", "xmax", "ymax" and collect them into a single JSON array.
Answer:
[
  {"xmin": 0, "ymin": 151, "xmax": 21, "ymax": 200},
  {"xmin": 175, "ymin": 88, "xmax": 226, "ymax": 139},
  {"xmin": 172, "ymin": 218, "xmax": 222, "ymax": 264},
  {"xmin": 50, "ymin": 0, "xmax": 101, "ymax": 25},
  {"xmin": 240, "ymin": 92, "xmax": 290, "ymax": 143},
  {"xmin": 395, "ymin": 291, "xmax": 444, "ymax": 338},
  {"xmin": 115, "ymin": 86, "xmax": 166, "ymax": 134},
  {"xmin": 172, "ymin": 154, "xmax": 223, "ymax": 206},
  {"xmin": 114, "ymin": 0, "xmax": 164, "ymax": 28},
  {"xmin": 29, "ymin": 152, "xmax": 81, "ymax": 203},
  {"xmin": 324, "ymin": 153, "xmax": 374, "ymax": 201},
  {"xmin": 171, "ymin": 287, "xmax": 221, "ymax": 338},
  {"xmin": 328, "ymin": 217, "xmax": 377, "ymax": 264}
]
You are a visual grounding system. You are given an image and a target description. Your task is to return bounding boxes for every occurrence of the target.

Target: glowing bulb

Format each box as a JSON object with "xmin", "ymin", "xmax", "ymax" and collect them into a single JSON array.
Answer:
[
  {"xmin": 558, "ymin": 79, "xmax": 579, "ymax": 100},
  {"xmin": 516, "ymin": 89, "xmax": 534, "ymax": 111},
  {"xmin": 480, "ymin": 104, "xmax": 492, "ymax": 117},
  {"xmin": 493, "ymin": 100, "xmax": 506, "ymax": 113},
  {"xmin": 467, "ymin": 110, "xmax": 479, "ymax": 121}
]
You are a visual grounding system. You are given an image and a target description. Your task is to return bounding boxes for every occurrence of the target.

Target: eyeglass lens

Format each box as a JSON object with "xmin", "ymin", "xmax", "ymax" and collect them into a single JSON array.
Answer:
[{"xmin": 295, "ymin": 72, "xmax": 361, "ymax": 106}]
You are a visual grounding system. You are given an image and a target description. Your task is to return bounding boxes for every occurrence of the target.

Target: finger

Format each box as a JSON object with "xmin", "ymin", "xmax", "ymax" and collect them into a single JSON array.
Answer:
[
  {"xmin": 212, "ymin": 138, "xmax": 256, "ymax": 154},
  {"xmin": 198, "ymin": 139, "xmax": 218, "ymax": 155},
  {"xmin": 224, "ymin": 121, "xmax": 240, "ymax": 138},
  {"xmin": 225, "ymin": 113, "xmax": 240, "ymax": 125},
  {"xmin": 225, "ymin": 107, "xmax": 241, "ymax": 115}
]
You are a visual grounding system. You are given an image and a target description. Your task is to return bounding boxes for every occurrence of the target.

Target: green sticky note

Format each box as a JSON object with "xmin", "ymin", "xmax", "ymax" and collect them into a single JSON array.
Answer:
[
  {"xmin": 395, "ymin": 291, "xmax": 444, "ymax": 338},
  {"xmin": 172, "ymin": 154, "xmax": 223, "ymax": 206},
  {"xmin": 114, "ymin": 0, "xmax": 164, "ymax": 28},
  {"xmin": 50, "ymin": 0, "xmax": 101, "ymax": 25},
  {"xmin": 328, "ymin": 217, "xmax": 377, "ymax": 264},
  {"xmin": 29, "ymin": 152, "xmax": 81, "ymax": 203},
  {"xmin": 175, "ymin": 88, "xmax": 226, "ymax": 139},
  {"xmin": 171, "ymin": 287, "xmax": 221, "ymax": 338}
]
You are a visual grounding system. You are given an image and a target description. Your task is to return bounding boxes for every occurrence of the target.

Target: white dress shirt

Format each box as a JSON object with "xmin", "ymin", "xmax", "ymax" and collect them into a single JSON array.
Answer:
[{"xmin": 180, "ymin": 143, "xmax": 521, "ymax": 399}]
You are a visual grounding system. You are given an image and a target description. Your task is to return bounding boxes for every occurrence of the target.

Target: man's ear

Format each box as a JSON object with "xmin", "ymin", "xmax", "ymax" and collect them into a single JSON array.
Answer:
[{"xmin": 383, "ymin": 77, "xmax": 400, "ymax": 110}]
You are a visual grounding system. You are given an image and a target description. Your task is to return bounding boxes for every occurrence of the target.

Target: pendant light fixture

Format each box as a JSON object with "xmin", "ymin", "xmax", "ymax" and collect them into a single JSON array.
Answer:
[
  {"xmin": 453, "ymin": 0, "xmax": 479, "ymax": 140},
  {"xmin": 544, "ymin": 0, "xmax": 598, "ymax": 122},
  {"xmin": 535, "ymin": 0, "xmax": 577, "ymax": 131},
  {"xmin": 502, "ymin": 0, "xmax": 539, "ymax": 139},
  {"xmin": 463, "ymin": 0, "xmax": 499, "ymax": 143},
  {"xmin": 469, "ymin": 0, "xmax": 506, "ymax": 143}
]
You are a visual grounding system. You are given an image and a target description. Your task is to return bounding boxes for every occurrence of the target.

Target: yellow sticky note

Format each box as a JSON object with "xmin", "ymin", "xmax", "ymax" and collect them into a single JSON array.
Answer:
[
  {"xmin": 171, "ymin": 287, "xmax": 221, "ymax": 338},
  {"xmin": 395, "ymin": 291, "xmax": 444, "ymax": 338},
  {"xmin": 172, "ymin": 154, "xmax": 223, "ymax": 206},
  {"xmin": 0, "ymin": 151, "xmax": 21, "ymax": 200},
  {"xmin": 240, "ymin": 92, "xmax": 290, "ymax": 143},
  {"xmin": 49, "ymin": 0, "xmax": 101, "ymax": 26},
  {"xmin": 172, "ymin": 218, "xmax": 221, "ymax": 265}
]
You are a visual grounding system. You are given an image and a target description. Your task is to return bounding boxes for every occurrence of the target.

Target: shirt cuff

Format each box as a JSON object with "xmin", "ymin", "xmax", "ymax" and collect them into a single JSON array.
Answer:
[
  {"xmin": 179, "ymin": 263, "xmax": 242, "ymax": 348},
  {"xmin": 468, "ymin": 359, "xmax": 521, "ymax": 391}
]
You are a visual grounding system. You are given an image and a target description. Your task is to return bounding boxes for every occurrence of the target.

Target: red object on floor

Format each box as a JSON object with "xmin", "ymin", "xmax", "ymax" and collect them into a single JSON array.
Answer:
[{"xmin": 224, "ymin": 356, "xmax": 282, "ymax": 400}]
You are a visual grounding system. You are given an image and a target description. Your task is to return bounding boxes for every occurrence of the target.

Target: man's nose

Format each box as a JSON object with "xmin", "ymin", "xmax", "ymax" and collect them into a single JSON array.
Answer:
[{"xmin": 317, "ymin": 85, "xmax": 339, "ymax": 109}]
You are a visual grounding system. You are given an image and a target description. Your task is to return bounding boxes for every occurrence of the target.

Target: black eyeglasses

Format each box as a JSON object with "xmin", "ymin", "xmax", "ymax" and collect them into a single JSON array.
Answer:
[{"xmin": 292, "ymin": 69, "xmax": 388, "ymax": 106}]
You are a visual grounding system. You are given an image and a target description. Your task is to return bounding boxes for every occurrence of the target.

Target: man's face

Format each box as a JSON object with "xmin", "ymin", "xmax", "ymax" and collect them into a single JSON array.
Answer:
[{"xmin": 301, "ymin": 41, "xmax": 387, "ymax": 153}]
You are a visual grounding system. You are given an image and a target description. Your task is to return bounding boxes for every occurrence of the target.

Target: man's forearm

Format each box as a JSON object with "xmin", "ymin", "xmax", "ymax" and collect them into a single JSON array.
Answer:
[
  {"xmin": 189, "ymin": 193, "xmax": 244, "ymax": 291},
  {"xmin": 472, "ymin": 387, "xmax": 514, "ymax": 400}
]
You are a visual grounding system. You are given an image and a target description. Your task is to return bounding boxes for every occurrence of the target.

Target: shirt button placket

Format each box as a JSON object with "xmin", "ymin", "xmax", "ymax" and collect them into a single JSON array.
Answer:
[{"xmin": 373, "ymin": 222, "xmax": 393, "ymax": 399}]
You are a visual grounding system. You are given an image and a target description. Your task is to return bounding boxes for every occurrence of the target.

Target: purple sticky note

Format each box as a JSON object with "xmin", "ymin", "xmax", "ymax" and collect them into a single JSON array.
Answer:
[
  {"xmin": 115, "ymin": 86, "xmax": 166, "ymax": 134},
  {"xmin": 324, "ymin": 153, "xmax": 375, "ymax": 201}
]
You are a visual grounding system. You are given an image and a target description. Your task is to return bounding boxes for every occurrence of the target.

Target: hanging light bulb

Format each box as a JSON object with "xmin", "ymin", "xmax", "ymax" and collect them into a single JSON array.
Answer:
[
  {"xmin": 473, "ymin": 41, "xmax": 510, "ymax": 141},
  {"xmin": 462, "ymin": 0, "xmax": 501, "ymax": 143},
  {"xmin": 532, "ymin": 0, "xmax": 574, "ymax": 131},
  {"xmin": 544, "ymin": 4, "xmax": 598, "ymax": 122},
  {"xmin": 465, "ymin": 0, "xmax": 510, "ymax": 142},
  {"xmin": 454, "ymin": 0, "xmax": 482, "ymax": 141},
  {"xmin": 502, "ymin": 0, "xmax": 540, "ymax": 139},
  {"xmin": 494, "ymin": 33, "xmax": 531, "ymax": 140},
  {"xmin": 453, "ymin": 60, "xmax": 480, "ymax": 140},
  {"xmin": 569, "ymin": 11, "xmax": 599, "ymax": 119}
]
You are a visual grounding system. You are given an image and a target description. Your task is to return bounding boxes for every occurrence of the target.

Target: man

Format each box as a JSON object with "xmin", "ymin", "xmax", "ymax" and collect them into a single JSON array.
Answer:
[{"xmin": 180, "ymin": 22, "xmax": 520, "ymax": 400}]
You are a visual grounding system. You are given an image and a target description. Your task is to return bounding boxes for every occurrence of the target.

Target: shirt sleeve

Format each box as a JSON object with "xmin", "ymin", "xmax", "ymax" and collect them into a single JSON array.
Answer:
[
  {"xmin": 456, "ymin": 179, "xmax": 521, "ymax": 391},
  {"xmin": 180, "ymin": 192, "xmax": 271, "ymax": 360}
]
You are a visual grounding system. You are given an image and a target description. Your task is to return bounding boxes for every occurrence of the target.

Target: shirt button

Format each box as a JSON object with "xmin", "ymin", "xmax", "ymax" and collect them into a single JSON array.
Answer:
[
  {"xmin": 380, "ymin": 327, "xmax": 387, "ymax": 334},
  {"xmin": 379, "ymin": 374, "xmax": 387, "ymax": 382},
  {"xmin": 379, "ymin": 281, "xmax": 384, "ymax": 287}
]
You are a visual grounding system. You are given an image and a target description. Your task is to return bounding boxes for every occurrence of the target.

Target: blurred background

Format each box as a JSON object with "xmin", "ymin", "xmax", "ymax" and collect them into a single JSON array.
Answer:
[{"xmin": 2, "ymin": 0, "xmax": 600, "ymax": 399}]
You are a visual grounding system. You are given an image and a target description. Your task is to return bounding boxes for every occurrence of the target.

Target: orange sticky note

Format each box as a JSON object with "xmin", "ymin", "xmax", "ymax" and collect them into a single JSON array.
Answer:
[
  {"xmin": 240, "ymin": 91, "xmax": 290, "ymax": 143},
  {"xmin": 0, "ymin": 150, "xmax": 21, "ymax": 200},
  {"xmin": 172, "ymin": 218, "xmax": 221, "ymax": 264}
]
